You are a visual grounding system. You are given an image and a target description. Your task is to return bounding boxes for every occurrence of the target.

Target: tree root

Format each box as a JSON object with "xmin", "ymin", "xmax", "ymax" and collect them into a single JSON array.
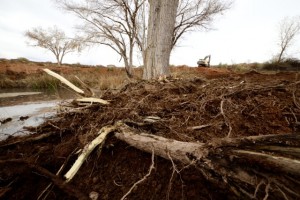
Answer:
[
  {"xmin": 113, "ymin": 123, "xmax": 300, "ymax": 199},
  {"xmin": 0, "ymin": 159, "xmax": 88, "ymax": 199},
  {"xmin": 0, "ymin": 132, "xmax": 53, "ymax": 148},
  {"xmin": 120, "ymin": 149, "xmax": 155, "ymax": 200}
]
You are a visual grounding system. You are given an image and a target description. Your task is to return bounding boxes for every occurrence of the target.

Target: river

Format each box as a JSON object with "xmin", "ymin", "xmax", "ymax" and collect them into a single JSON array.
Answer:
[{"xmin": 0, "ymin": 89, "xmax": 74, "ymax": 141}]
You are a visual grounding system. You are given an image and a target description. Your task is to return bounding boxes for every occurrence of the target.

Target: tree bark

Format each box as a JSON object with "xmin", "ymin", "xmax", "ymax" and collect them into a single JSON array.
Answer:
[{"xmin": 143, "ymin": 0, "xmax": 179, "ymax": 79}]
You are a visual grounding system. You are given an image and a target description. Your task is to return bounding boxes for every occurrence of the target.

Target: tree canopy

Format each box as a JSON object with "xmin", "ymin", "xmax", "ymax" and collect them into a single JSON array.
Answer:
[{"xmin": 25, "ymin": 26, "xmax": 82, "ymax": 66}]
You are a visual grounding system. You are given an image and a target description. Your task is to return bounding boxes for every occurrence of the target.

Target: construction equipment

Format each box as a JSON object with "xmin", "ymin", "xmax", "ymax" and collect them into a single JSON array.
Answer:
[{"xmin": 197, "ymin": 55, "xmax": 211, "ymax": 67}]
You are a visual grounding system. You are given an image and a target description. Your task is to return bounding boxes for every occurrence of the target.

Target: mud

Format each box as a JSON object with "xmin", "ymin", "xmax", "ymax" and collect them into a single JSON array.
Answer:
[{"xmin": 0, "ymin": 69, "xmax": 300, "ymax": 199}]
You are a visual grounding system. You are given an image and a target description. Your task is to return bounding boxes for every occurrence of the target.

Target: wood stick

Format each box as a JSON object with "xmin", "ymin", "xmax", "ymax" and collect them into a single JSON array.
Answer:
[
  {"xmin": 64, "ymin": 125, "xmax": 116, "ymax": 182},
  {"xmin": 76, "ymin": 97, "xmax": 110, "ymax": 105},
  {"xmin": 43, "ymin": 69, "xmax": 85, "ymax": 95}
]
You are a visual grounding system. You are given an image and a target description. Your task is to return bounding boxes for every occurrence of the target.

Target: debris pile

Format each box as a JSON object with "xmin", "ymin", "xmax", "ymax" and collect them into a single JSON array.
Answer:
[{"xmin": 1, "ymin": 70, "xmax": 300, "ymax": 200}]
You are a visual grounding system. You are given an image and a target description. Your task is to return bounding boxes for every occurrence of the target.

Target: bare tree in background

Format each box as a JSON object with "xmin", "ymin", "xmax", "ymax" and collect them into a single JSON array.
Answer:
[
  {"xmin": 173, "ymin": 0, "xmax": 231, "ymax": 48},
  {"xmin": 143, "ymin": 0, "xmax": 231, "ymax": 79},
  {"xmin": 276, "ymin": 16, "xmax": 300, "ymax": 63},
  {"xmin": 57, "ymin": 0, "xmax": 231, "ymax": 79},
  {"xmin": 58, "ymin": 0, "xmax": 145, "ymax": 78},
  {"xmin": 25, "ymin": 26, "xmax": 82, "ymax": 66}
]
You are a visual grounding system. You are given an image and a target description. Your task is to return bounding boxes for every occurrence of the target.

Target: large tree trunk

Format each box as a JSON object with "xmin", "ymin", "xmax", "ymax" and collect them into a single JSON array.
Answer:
[{"xmin": 143, "ymin": 0, "xmax": 179, "ymax": 80}]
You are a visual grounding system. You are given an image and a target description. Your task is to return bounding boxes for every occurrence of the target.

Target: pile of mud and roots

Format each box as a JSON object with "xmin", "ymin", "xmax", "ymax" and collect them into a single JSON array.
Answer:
[{"xmin": 1, "ymin": 71, "xmax": 300, "ymax": 200}]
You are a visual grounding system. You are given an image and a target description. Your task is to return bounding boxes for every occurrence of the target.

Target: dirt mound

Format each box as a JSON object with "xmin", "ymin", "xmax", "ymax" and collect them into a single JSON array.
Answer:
[{"xmin": 1, "ymin": 71, "xmax": 300, "ymax": 199}]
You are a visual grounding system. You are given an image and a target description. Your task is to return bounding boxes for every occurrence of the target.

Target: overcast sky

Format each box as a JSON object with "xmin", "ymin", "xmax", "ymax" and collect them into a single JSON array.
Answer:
[{"xmin": 1, "ymin": 0, "xmax": 300, "ymax": 66}]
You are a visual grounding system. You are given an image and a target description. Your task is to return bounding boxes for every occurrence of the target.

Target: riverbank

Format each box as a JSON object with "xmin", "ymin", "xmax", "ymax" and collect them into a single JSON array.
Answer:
[
  {"xmin": 0, "ymin": 58, "xmax": 238, "ymax": 90},
  {"xmin": 3, "ymin": 58, "xmax": 300, "ymax": 91},
  {"xmin": 1, "ymin": 69, "xmax": 300, "ymax": 199},
  {"xmin": 0, "ymin": 58, "xmax": 132, "ymax": 90}
]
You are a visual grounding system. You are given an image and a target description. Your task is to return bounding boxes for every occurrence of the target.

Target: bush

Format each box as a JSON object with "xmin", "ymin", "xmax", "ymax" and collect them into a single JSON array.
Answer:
[
  {"xmin": 261, "ymin": 58, "xmax": 300, "ymax": 71},
  {"xmin": 16, "ymin": 57, "xmax": 30, "ymax": 63},
  {"xmin": 284, "ymin": 58, "xmax": 300, "ymax": 68}
]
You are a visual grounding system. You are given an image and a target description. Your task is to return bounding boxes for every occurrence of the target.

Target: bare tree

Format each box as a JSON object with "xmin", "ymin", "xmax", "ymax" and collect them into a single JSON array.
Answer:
[
  {"xmin": 143, "ymin": 0, "xmax": 179, "ymax": 79},
  {"xmin": 58, "ymin": 0, "xmax": 145, "ymax": 78},
  {"xmin": 143, "ymin": 0, "xmax": 231, "ymax": 79},
  {"xmin": 57, "ymin": 0, "xmax": 231, "ymax": 79},
  {"xmin": 173, "ymin": 0, "xmax": 231, "ymax": 48},
  {"xmin": 25, "ymin": 26, "xmax": 82, "ymax": 66},
  {"xmin": 276, "ymin": 16, "xmax": 300, "ymax": 63}
]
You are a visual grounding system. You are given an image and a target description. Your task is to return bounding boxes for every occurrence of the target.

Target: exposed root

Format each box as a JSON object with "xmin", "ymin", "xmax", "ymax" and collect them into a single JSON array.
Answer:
[
  {"xmin": 188, "ymin": 124, "xmax": 211, "ymax": 130},
  {"xmin": 220, "ymin": 99, "xmax": 232, "ymax": 138},
  {"xmin": 2, "ymin": 73, "xmax": 300, "ymax": 199},
  {"xmin": 166, "ymin": 152, "xmax": 186, "ymax": 200},
  {"xmin": 254, "ymin": 180, "xmax": 265, "ymax": 198},
  {"xmin": 292, "ymin": 89, "xmax": 300, "ymax": 110},
  {"xmin": 276, "ymin": 185, "xmax": 290, "ymax": 200},
  {"xmin": 38, "ymin": 148, "xmax": 78, "ymax": 200},
  {"xmin": 0, "ymin": 159, "xmax": 88, "ymax": 199},
  {"xmin": 120, "ymin": 149, "xmax": 155, "ymax": 200},
  {"xmin": 263, "ymin": 182, "xmax": 271, "ymax": 200},
  {"xmin": 0, "ymin": 132, "xmax": 53, "ymax": 148}
]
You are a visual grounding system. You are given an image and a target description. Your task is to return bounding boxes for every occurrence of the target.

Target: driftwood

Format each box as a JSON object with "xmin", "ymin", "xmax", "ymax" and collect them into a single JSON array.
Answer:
[
  {"xmin": 43, "ymin": 69, "xmax": 85, "ymax": 95},
  {"xmin": 43, "ymin": 68, "xmax": 109, "ymax": 105},
  {"xmin": 76, "ymin": 97, "xmax": 110, "ymax": 105}
]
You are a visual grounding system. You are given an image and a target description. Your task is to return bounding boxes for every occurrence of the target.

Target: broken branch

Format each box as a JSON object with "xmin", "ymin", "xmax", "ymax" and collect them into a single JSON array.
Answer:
[
  {"xmin": 64, "ymin": 125, "xmax": 116, "ymax": 182},
  {"xmin": 43, "ymin": 68, "xmax": 85, "ymax": 95}
]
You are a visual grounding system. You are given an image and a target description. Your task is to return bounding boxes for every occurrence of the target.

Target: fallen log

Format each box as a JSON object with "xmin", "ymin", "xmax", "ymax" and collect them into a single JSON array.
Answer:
[
  {"xmin": 115, "ymin": 124, "xmax": 207, "ymax": 164},
  {"xmin": 113, "ymin": 124, "xmax": 300, "ymax": 199}
]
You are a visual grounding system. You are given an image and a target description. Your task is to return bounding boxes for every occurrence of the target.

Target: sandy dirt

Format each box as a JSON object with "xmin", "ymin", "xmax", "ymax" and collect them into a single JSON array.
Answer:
[{"xmin": 0, "ymin": 63, "xmax": 300, "ymax": 199}]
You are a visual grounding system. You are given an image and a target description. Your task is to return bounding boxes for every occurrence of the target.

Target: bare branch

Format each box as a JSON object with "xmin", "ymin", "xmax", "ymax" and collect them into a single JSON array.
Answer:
[
  {"xmin": 173, "ymin": 0, "xmax": 232, "ymax": 47},
  {"xmin": 276, "ymin": 16, "xmax": 300, "ymax": 63}
]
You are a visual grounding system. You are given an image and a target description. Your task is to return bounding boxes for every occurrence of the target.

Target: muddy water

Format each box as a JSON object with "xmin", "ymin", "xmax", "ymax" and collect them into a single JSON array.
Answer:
[{"xmin": 0, "ymin": 89, "xmax": 74, "ymax": 140}]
